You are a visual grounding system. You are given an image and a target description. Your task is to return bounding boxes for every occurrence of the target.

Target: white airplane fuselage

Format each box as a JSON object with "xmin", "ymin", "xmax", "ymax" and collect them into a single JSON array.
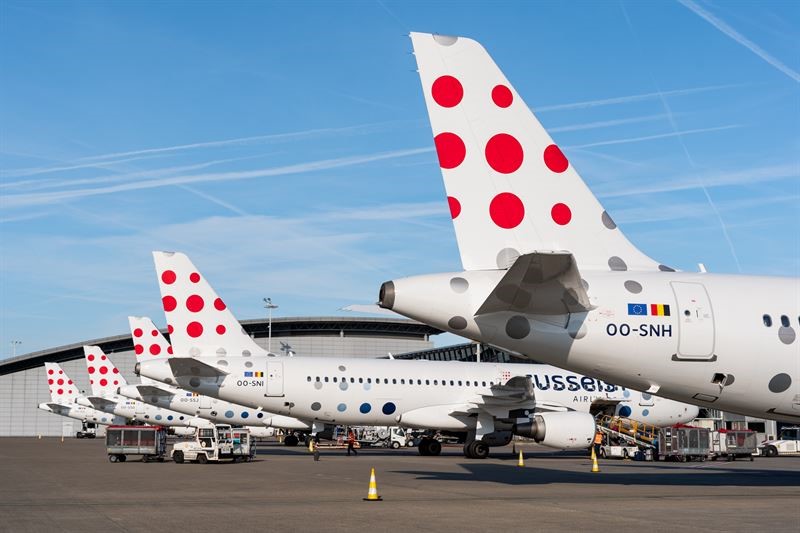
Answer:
[
  {"xmin": 383, "ymin": 270, "xmax": 800, "ymax": 422},
  {"xmin": 139, "ymin": 356, "xmax": 698, "ymax": 431},
  {"xmin": 76, "ymin": 393, "xmax": 207, "ymax": 429},
  {"xmin": 38, "ymin": 401, "xmax": 126, "ymax": 426}
]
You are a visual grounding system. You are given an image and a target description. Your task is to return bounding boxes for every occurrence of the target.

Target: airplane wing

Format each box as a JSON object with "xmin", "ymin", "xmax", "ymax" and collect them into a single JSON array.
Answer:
[
  {"xmin": 85, "ymin": 396, "xmax": 118, "ymax": 410},
  {"xmin": 475, "ymin": 252, "xmax": 592, "ymax": 316},
  {"xmin": 167, "ymin": 357, "xmax": 229, "ymax": 378}
]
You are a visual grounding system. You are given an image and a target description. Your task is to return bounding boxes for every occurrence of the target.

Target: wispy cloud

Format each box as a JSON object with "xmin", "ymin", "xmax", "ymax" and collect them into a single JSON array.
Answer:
[
  {"xmin": 566, "ymin": 124, "xmax": 740, "ymax": 149},
  {"xmin": 1, "ymin": 147, "xmax": 434, "ymax": 208},
  {"xmin": 535, "ymin": 84, "xmax": 744, "ymax": 112},
  {"xmin": 612, "ymin": 194, "xmax": 800, "ymax": 224},
  {"xmin": 679, "ymin": 0, "xmax": 800, "ymax": 84},
  {"xmin": 550, "ymin": 113, "xmax": 670, "ymax": 133}
]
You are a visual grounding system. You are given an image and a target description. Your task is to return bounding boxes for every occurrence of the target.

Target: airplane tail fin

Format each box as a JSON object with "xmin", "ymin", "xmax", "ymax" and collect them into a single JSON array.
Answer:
[
  {"xmin": 44, "ymin": 362, "xmax": 79, "ymax": 403},
  {"xmin": 151, "ymin": 251, "xmax": 267, "ymax": 358},
  {"xmin": 128, "ymin": 316, "xmax": 173, "ymax": 361},
  {"xmin": 83, "ymin": 346, "xmax": 127, "ymax": 397},
  {"xmin": 409, "ymin": 32, "xmax": 664, "ymax": 272}
]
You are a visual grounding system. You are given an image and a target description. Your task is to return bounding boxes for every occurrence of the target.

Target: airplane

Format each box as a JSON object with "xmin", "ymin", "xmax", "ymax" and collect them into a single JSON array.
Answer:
[
  {"xmin": 137, "ymin": 251, "xmax": 699, "ymax": 458},
  {"xmin": 76, "ymin": 346, "xmax": 201, "ymax": 436},
  {"xmin": 38, "ymin": 362, "xmax": 127, "ymax": 430},
  {"xmin": 377, "ymin": 32, "xmax": 800, "ymax": 423},
  {"xmin": 118, "ymin": 315, "xmax": 313, "ymax": 443}
]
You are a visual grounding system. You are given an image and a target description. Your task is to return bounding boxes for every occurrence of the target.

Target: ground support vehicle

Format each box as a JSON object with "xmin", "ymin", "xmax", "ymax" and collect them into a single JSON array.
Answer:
[
  {"xmin": 595, "ymin": 415, "xmax": 656, "ymax": 460},
  {"xmin": 106, "ymin": 425, "xmax": 167, "ymax": 463},
  {"xmin": 171, "ymin": 424, "xmax": 254, "ymax": 464},
  {"xmin": 658, "ymin": 425, "xmax": 710, "ymax": 462},
  {"xmin": 356, "ymin": 426, "xmax": 411, "ymax": 449},
  {"xmin": 759, "ymin": 427, "xmax": 800, "ymax": 457},
  {"xmin": 76, "ymin": 421, "xmax": 97, "ymax": 439},
  {"xmin": 710, "ymin": 429, "xmax": 757, "ymax": 461}
]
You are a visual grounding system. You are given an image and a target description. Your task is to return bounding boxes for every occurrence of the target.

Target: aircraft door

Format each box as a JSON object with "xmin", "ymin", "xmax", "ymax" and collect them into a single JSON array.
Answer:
[
  {"xmin": 199, "ymin": 395, "xmax": 212, "ymax": 412},
  {"xmin": 266, "ymin": 361, "xmax": 284, "ymax": 397},
  {"xmin": 670, "ymin": 282, "xmax": 715, "ymax": 360}
]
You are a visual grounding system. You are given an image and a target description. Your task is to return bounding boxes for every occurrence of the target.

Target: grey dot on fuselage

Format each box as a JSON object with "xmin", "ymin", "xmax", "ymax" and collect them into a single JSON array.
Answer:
[
  {"xmin": 608, "ymin": 256, "xmax": 628, "ymax": 271},
  {"xmin": 311, "ymin": 402, "xmax": 321, "ymax": 411},
  {"xmin": 244, "ymin": 361, "xmax": 253, "ymax": 368},
  {"xmin": 624, "ymin": 280, "xmax": 643, "ymax": 294},
  {"xmin": 433, "ymin": 34, "xmax": 458, "ymax": 46},
  {"xmin": 242, "ymin": 350, "xmax": 251, "ymax": 357},
  {"xmin": 505, "ymin": 316, "xmax": 530, "ymax": 339},
  {"xmin": 450, "ymin": 277, "xmax": 469, "ymax": 293},
  {"xmin": 314, "ymin": 381, "xmax": 322, "ymax": 390},
  {"xmin": 339, "ymin": 381, "xmax": 348, "ymax": 391},
  {"xmin": 496, "ymin": 248, "xmax": 520, "ymax": 269},
  {"xmin": 658, "ymin": 264, "xmax": 676, "ymax": 272},
  {"xmin": 601, "ymin": 211, "xmax": 617, "ymax": 229},
  {"xmin": 216, "ymin": 360, "xmax": 228, "ymax": 366},
  {"xmin": 216, "ymin": 348, "xmax": 226, "ymax": 356},
  {"xmin": 778, "ymin": 327, "xmax": 796, "ymax": 345},
  {"xmin": 189, "ymin": 377, "xmax": 200, "ymax": 388},
  {"xmin": 448, "ymin": 316, "xmax": 468, "ymax": 330},
  {"xmin": 768, "ymin": 373, "xmax": 791, "ymax": 393}
]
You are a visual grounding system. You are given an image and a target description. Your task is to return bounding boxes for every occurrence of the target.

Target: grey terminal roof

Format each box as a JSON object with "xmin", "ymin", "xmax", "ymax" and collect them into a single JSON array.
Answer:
[{"xmin": 0, "ymin": 316, "xmax": 443, "ymax": 376}]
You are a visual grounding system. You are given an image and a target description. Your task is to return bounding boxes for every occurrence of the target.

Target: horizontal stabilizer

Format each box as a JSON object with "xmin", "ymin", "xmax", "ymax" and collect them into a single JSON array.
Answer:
[
  {"xmin": 45, "ymin": 403, "xmax": 73, "ymax": 416},
  {"xmin": 167, "ymin": 357, "xmax": 229, "ymax": 378},
  {"xmin": 85, "ymin": 396, "xmax": 117, "ymax": 410},
  {"xmin": 480, "ymin": 375, "xmax": 536, "ymax": 405},
  {"xmin": 135, "ymin": 385, "xmax": 174, "ymax": 397},
  {"xmin": 475, "ymin": 252, "xmax": 592, "ymax": 316}
]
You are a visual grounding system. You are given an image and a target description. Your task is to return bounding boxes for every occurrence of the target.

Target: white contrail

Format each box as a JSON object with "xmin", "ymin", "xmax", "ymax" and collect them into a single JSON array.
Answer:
[
  {"xmin": 1, "ymin": 147, "xmax": 434, "ymax": 208},
  {"xmin": 550, "ymin": 114, "xmax": 669, "ymax": 133},
  {"xmin": 679, "ymin": 0, "xmax": 800, "ymax": 84},
  {"xmin": 535, "ymin": 84, "xmax": 743, "ymax": 112},
  {"xmin": 567, "ymin": 125, "xmax": 740, "ymax": 149}
]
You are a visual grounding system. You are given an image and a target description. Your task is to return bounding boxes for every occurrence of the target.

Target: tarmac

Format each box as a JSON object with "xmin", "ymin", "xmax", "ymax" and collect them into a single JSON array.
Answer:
[{"xmin": 1, "ymin": 437, "xmax": 798, "ymax": 532}]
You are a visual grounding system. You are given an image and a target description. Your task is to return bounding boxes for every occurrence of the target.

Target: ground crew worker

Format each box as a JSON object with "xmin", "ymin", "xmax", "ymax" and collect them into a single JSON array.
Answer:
[
  {"xmin": 347, "ymin": 429, "xmax": 358, "ymax": 456},
  {"xmin": 593, "ymin": 430, "xmax": 603, "ymax": 456},
  {"xmin": 310, "ymin": 437, "xmax": 320, "ymax": 461}
]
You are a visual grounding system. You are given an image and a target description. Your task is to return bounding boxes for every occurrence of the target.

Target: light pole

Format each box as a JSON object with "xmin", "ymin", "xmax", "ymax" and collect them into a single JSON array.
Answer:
[
  {"xmin": 263, "ymin": 298, "xmax": 278, "ymax": 354},
  {"xmin": 10, "ymin": 340, "xmax": 21, "ymax": 358}
]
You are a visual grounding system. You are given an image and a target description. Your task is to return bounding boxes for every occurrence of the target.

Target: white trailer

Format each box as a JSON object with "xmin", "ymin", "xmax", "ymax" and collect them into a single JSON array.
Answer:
[
  {"xmin": 759, "ymin": 427, "xmax": 800, "ymax": 457},
  {"xmin": 172, "ymin": 424, "xmax": 254, "ymax": 464}
]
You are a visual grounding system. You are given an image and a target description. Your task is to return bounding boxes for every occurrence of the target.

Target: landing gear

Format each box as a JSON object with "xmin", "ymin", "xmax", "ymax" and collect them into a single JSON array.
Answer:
[
  {"xmin": 284, "ymin": 434, "xmax": 299, "ymax": 447},
  {"xmin": 418, "ymin": 438, "xmax": 442, "ymax": 456},
  {"xmin": 463, "ymin": 440, "xmax": 490, "ymax": 459}
]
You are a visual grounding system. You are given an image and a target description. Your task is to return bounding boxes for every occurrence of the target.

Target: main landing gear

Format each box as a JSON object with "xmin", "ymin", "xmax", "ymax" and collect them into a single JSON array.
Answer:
[
  {"xmin": 417, "ymin": 438, "xmax": 442, "ymax": 456},
  {"xmin": 463, "ymin": 440, "xmax": 490, "ymax": 459}
]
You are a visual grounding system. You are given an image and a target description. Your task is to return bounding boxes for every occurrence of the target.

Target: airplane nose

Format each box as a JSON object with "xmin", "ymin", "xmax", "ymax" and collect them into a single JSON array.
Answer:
[{"xmin": 378, "ymin": 281, "xmax": 395, "ymax": 310}]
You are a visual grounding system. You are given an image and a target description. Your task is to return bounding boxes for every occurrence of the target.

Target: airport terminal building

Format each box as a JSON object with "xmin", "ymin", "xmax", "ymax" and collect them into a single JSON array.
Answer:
[{"xmin": 0, "ymin": 316, "xmax": 441, "ymax": 437}]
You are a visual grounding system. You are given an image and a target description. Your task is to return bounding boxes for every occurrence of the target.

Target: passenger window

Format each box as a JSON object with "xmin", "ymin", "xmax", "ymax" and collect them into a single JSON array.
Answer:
[
  {"xmin": 384, "ymin": 378, "xmax": 389, "ymax": 384},
  {"xmin": 306, "ymin": 376, "xmax": 311, "ymax": 382},
  {"xmin": 358, "ymin": 377, "xmax": 363, "ymax": 383},
  {"xmin": 400, "ymin": 379, "xmax": 405, "ymax": 385},
  {"xmin": 434, "ymin": 380, "xmax": 438, "ymax": 385},
  {"xmin": 450, "ymin": 380, "xmax": 454, "ymax": 386},
  {"xmin": 333, "ymin": 377, "xmax": 338, "ymax": 383},
  {"xmin": 324, "ymin": 377, "xmax": 329, "ymax": 383},
  {"xmin": 367, "ymin": 378, "xmax": 371, "ymax": 384},
  {"xmin": 780, "ymin": 315, "xmax": 790, "ymax": 327},
  {"xmin": 763, "ymin": 314, "xmax": 772, "ymax": 327},
  {"xmin": 482, "ymin": 381, "xmax": 487, "ymax": 387},
  {"xmin": 417, "ymin": 379, "xmax": 422, "ymax": 385},
  {"xmin": 425, "ymin": 380, "xmax": 430, "ymax": 385},
  {"xmin": 350, "ymin": 377, "xmax": 355, "ymax": 383},
  {"xmin": 392, "ymin": 379, "xmax": 397, "ymax": 384}
]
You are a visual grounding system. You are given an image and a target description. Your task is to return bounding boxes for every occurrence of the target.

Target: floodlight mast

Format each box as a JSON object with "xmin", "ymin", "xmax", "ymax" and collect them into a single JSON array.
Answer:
[{"xmin": 263, "ymin": 298, "xmax": 278, "ymax": 354}]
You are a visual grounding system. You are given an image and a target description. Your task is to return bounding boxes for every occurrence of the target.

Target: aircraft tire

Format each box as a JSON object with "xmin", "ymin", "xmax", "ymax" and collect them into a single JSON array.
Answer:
[
  {"xmin": 427, "ymin": 439, "xmax": 442, "ymax": 456},
  {"xmin": 284, "ymin": 435, "xmax": 299, "ymax": 447},
  {"xmin": 418, "ymin": 439, "xmax": 431, "ymax": 456},
  {"xmin": 472, "ymin": 441, "xmax": 489, "ymax": 459}
]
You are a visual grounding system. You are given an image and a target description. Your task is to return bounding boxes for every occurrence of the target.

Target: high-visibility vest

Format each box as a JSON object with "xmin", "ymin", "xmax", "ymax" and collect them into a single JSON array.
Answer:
[{"xmin": 594, "ymin": 433, "xmax": 603, "ymax": 444}]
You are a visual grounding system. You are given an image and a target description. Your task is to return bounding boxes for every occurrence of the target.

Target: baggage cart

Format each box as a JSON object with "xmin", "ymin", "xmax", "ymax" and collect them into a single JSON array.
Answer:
[
  {"xmin": 658, "ymin": 425, "xmax": 710, "ymax": 462},
  {"xmin": 711, "ymin": 429, "xmax": 757, "ymax": 461},
  {"xmin": 106, "ymin": 425, "xmax": 167, "ymax": 463}
]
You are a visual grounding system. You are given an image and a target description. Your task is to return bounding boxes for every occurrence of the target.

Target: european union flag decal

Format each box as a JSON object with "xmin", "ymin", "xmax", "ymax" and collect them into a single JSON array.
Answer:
[
  {"xmin": 244, "ymin": 371, "xmax": 253, "ymax": 377},
  {"xmin": 627, "ymin": 303, "xmax": 648, "ymax": 316}
]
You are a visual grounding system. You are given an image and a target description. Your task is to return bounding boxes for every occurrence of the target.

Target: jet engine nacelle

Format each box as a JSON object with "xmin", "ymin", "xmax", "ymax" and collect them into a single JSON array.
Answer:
[
  {"xmin": 514, "ymin": 411, "xmax": 595, "ymax": 450},
  {"xmin": 396, "ymin": 405, "xmax": 471, "ymax": 430}
]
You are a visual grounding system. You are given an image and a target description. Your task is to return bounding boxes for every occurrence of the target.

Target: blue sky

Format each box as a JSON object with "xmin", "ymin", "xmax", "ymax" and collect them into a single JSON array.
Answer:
[{"xmin": 1, "ymin": 1, "xmax": 798, "ymax": 357}]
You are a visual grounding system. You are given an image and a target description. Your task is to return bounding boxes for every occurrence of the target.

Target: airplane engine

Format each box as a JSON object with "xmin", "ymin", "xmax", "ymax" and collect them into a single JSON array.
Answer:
[{"xmin": 513, "ymin": 412, "xmax": 595, "ymax": 450}]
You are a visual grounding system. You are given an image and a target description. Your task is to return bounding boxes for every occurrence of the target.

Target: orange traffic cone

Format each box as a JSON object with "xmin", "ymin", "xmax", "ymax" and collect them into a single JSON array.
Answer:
[
  {"xmin": 363, "ymin": 467, "xmax": 383, "ymax": 501},
  {"xmin": 518, "ymin": 450, "xmax": 525, "ymax": 467},
  {"xmin": 591, "ymin": 447, "xmax": 601, "ymax": 473}
]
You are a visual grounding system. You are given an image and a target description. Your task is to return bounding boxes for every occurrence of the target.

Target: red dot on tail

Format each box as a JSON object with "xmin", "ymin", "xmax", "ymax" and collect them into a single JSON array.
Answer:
[
  {"xmin": 88, "ymin": 366, "xmax": 95, "ymax": 374},
  {"xmin": 216, "ymin": 325, "xmax": 226, "ymax": 335},
  {"xmin": 492, "ymin": 85, "xmax": 513, "ymax": 108},
  {"xmin": 543, "ymin": 144, "xmax": 569, "ymax": 173},
  {"xmin": 133, "ymin": 328, "xmax": 143, "ymax": 338},
  {"xmin": 99, "ymin": 366, "xmax": 108, "ymax": 375},
  {"xmin": 161, "ymin": 270, "xmax": 177, "ymax": 285},
  {"xmin": 434, "ymin": 132, "xmax": 466, "ymax": 169},
  {"xmin": 48, "ymin": 369, "xmax": 54, "ymax": 375},
  {"xmin": 57, "ymin": 389, "xmax": 63, "ymax": 395},
  {"xmin": 99, "ymin": 379, "xmax": 107, "ymax": 387},
  {"xmin": 48, "ymin": 379, "xmax": 54, "ymax": 385},
  {"xmin": 551, "ymin": 203, "xmax": 572, "ymax": 225},
  {"xmin": 485, "ymin": 134, "xmax": 524, "ymax": 174},
  {"xmin": 162, "ymin": 295, "xmax": 177, "ymax": 312},
  {"xmin": 167, "ymin": 346, "xmax": 173, "ymax": 354},
  {"xmin": 186, "ymin": 295, "xmax": 205, "ymax": 313},
  {"xmin": 431, "ymin": 75, "xmax": 463, "ymax": 108},
  {"xmin": 113, "ymin": 368, "xmax": 119, "ymax": 374},
  {"xmin": 167, "ymin": 324, "xmax": 174, "ymax": 334},
  {"xmin": 151, "ymin": 329, "xmax": 158, "ymax": 337},
  {"xmin": 134, "ymin": 344, "xmax": 143, "ymax": 355},
  {"xmin": 189, "ymin": 272, "xmax": 200, "ymax": 283},
  {"xmin": 447, "ymin": 196, "xmax": 461, "ymax": 219},
  {"xmin": 57, "ymin": 378, "xmax": 64, "ymax": 385},
  {"xmin": 68, "ymin": 380, "xmax": 72, "ymax": 384},
  {"xmin": 214, "ymin": 298, "xmax": 226, "ymax": 311},
  {"xmin": 87, "ymin": 354, "xmax": 95, "ymax": 361},
  {"xmin": 101, "ymin": 355, "xmax": 106, "ymax": 360},
  {"xmin": 113, "ymin": 380, "xmax": 118, "ymax": 386},
  {"xmin": 489, "ymin": 193, "xmax": 525, "ymax": 229},
  {"xmin": 187, "ymin": 322, "xmax": 203, "ymax": 338},
  {"xmin": 150, "ymin": 344, "xmax": 161, "ymax": 355}
]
